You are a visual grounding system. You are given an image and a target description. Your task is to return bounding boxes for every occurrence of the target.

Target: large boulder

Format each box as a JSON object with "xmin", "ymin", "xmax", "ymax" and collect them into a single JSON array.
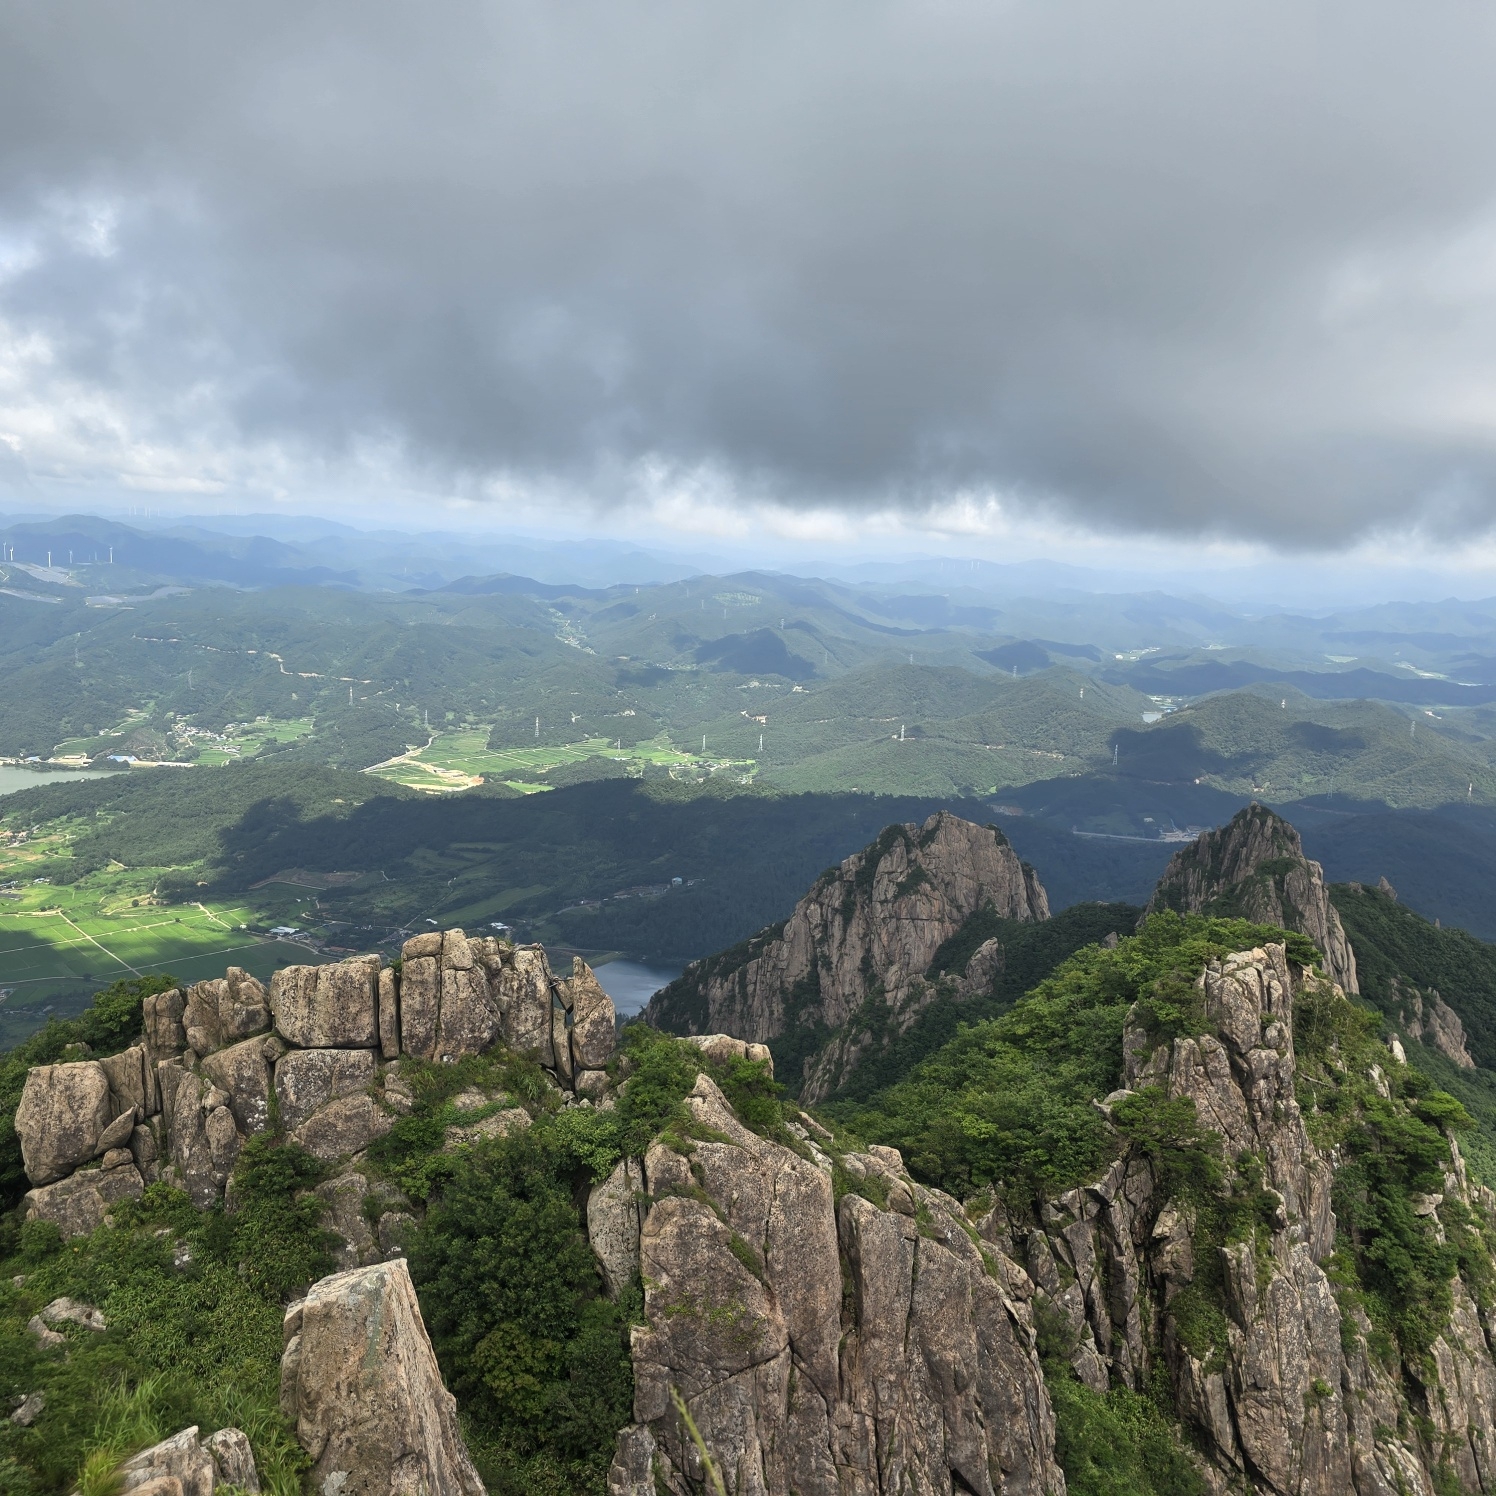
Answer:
[
  {"xmin": 15, "ymin": 1061, "xmax": 112, "ymax": 1185},
  {"xmin": 118, "ymin": 1424, "xmax": 260, "ymax": 1496},
  {"xmin": 158, "ymin": 1064, "xmax": 224, "ymax": 1209},
  {"xmin": 274, "ymin": 1048, "xmax": 377, "ymax": 1132},
  {"xmin": 397, "ymin": 956, "xmax": 439, "ymax": 1062},
  {"xmin": 587, "ymin": 1156, "xmax": 644, "ymax": 1298},
  {"xmin": 497, "ymin": 946, "xmax": 555, "ymax": 1059},
  {"xmin": 183, "ymin": 969, "xmax": 271, "ymax": 1056},
  {"xmin": 292, "ymin": 1096, "xmax": 393, "ymax": 1164},
  {"xmin": 271, "ymin": 957, "xmax": 380, "ymax": 1048},
  {"xmin": 563, "ymin": 959, "xmax": 618, "ymax": 1070},
  {"xmin": 279, "ymin": 1259, "xmax": 484, "ymax": 1496},
  {"xmin": 143, "ymin": 987, "xmax": 187, "ymax": 1058},
  {"xmin": 100, "ymin": 1044, "xmax": 157, "ymax": 1121},
  {"xmin": 201, "ymin": 1037, "xmax": 274, "ymax": 1136},
  {"xmin": 24, "ymin": 1162, "xmax": 145, "ymax": 1238}
]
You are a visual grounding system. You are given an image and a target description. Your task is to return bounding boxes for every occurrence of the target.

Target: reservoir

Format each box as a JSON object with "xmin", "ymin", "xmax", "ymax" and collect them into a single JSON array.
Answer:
[
  {"xmin": 592, "ymin": 958, "xmax": 683, "ymax": 1016},
  {"xmin": 0, "ymin": 766, "xmax": 114, "ymax": 797}
]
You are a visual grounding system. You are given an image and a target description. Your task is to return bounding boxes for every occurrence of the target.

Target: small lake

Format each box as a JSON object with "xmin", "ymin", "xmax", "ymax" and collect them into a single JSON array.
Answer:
[
  {"xmin": 0, "ymin": 767, "xmax": 114, "ymax": 797},
  {"xmin": 592, "ymin": 959, "xmax": 683, "ymax": 1016}
]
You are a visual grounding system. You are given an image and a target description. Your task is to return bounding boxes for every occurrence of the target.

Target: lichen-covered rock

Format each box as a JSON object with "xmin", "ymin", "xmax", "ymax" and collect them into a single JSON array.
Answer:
[
  {"xmin": 437, "ymin": 962, "xmax": 501, "ymax": 1062},
  {"xmin": 279, "ymin": 1259, "xmax": 484, "ymax": 1496},
  {"xmin": 274, "ymin": 1047, "xmax": 377, "ymax": 1131},
  {"xmin": 620, "ymin": 1073, "xmax": 1064, "ymax": 1496},
  {"xmin": 183, "ymin": 970, "xmax": 271, "ymax": 1057},
  {"xmin": 99, "ymin": 1044, "xmax": 157, "ymax": 1121},
  {"xmin": 158, "ymin": 1064, "xmax": 223, "ymax": 1207},
  {"xmin": 118, "ymin": 1424, "xmax": 257, "ymax": 1496},
  {"xmin": 496, "ymin": 945, "xmax": 555, "ymax": 1059},
  {"xmin": 143, "ymin": 987, "xmax": 187, "ymax": 1059},
  {"xmin": 270, "ymin": 956, "xmax": 380, "ymax": 1048},
  {"xmin": 292, "ymin": 1094, "xmax": 392, "ymax": 1163},
  {"xmin": 317, "ymin": 1171, "xmax": 379, "ymax": 1270},
  {"xmin": 588, "ymin": 1157, "xmax": 644, "ymax": 1298},
  {"xmin": 563, "ymin": 959, "xmax": 619, "ymax": 1069},
  {"xmin": 23, "ymin": 1162, "xmax": 144, "ymax": 1237},
  {"xmin": 201, "ymin": 1036, "xmax": 273, "ymax": 1136},
  {"xmin": 398, "ymin": 955, "xmax": 440, "ymax": 1060},
  {"xmin": 15, "ymin": 1061, "xmax": 112, "ymax": 1184}
]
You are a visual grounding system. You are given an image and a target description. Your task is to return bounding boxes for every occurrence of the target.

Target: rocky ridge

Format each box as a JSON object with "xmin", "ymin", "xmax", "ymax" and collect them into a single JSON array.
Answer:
[
  {"xmin": 1147, "ymin": 802, "xmax": 1359, "ymax": 993},
  {"xmin": 609, "ymin": 944, "xmax": 1496, "ymax": 1496},
  {"xmin": 603, "ymin": 1071, "xmax": 1065, "ymax": 1496},
  {"xmin": 15, "ymin": 930, "xmax": 618, "ymax": 1239},
  {"xmin": 646, "ymin": 810, "xmax": 1049, "ymax": 1099}
]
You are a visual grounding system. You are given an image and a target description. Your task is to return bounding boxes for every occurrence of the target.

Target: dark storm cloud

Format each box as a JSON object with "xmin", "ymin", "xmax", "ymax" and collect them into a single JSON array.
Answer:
[{"xmin": 3, "ymin": 1, "xmax": 1496, "ymax": 543}]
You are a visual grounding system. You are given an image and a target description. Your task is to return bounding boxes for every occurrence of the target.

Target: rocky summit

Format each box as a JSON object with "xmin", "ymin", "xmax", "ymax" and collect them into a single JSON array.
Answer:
[
  {"xmin": 646, "ymin": 810, "xmax": 1049, "ymax": 1098},
  {"xmin": 1147, "ymin": 801, "xmax": 1360, "ymax": 993},
  {"xmin": 16, "ymin": 931, "xmax": 618, "ymax": 1237},
  {"xmin": 9, "ymin": 810, "xmax": 1496, "ymax": 1496}
]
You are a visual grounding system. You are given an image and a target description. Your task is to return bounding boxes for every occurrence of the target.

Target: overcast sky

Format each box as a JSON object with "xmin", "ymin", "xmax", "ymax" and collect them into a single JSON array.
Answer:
[{"xmin": 3, "ymin": 1, "xmax": 1496, "ymax": 564}]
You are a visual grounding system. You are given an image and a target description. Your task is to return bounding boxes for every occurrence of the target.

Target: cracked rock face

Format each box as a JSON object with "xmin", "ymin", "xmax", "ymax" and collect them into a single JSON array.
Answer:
[
  {"xmin": 1147, "ymin": 802, "xmax": 1359, "ymax": 994},
  {"xmin": 15, "ymin": 1062, "xmax": 113, "ymax": 1184},
  {"xmin": 616, "ymin": 1073, "xmax": 1064, "ymax": 1496},
  {"xmin": 15, "ymin": 935, "xmax": 617, "ymax": 1237},
  {"xmin": 647, "ymin": 811, "xmax": 1049, "ymax": 1097},
  {"xmin": 279, "ymin": 1259, "xmax": 484, "ymax": 1496},
  {"xmin": 1032, "ymin": 943, "xmax": 1496, "ymax": 1496}
]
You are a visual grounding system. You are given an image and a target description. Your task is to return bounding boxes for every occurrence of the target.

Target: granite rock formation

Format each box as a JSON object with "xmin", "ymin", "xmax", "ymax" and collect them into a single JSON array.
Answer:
[
  {"xmin": 16, "ymin": 932, "xmax": 616, "ymax": 1237},
  {"xmin": 279, "ymin": 1258, "xmax": 484, "ymax": 1496},
  {"xmin": 1147, "ymin": 802, "xmax": 1359, "ymax": 993},
  {"xmin": 611, "ymin": 1072, "xmax": 1065, "ymax": 1496},
  {"xmin": 647, "ymin": 811, "xmax": 1048, "ymax": 1098},
  {"xmin": 1397, "ymin": 981, "xmax": 1477, "ymax": 1069},
  {"xmin": 118, "ymin": 1423, "xmax": 260, "ymax": 1496}
]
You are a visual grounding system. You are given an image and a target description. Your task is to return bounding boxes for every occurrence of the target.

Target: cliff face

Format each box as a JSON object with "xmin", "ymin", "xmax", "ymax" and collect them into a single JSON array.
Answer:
[
  {"xmin": 646, "ymin": 811, "xmax": 1048, "ymax": 1097},
  {"xmin": 606, "ymin": 1073, "xmax": 1065, "ymax": 1496},
  {"xmin": 1147, "ymin": 803, "xmax": 1359, "ymax": 993},
  {"xmin": 615, "ymin": 947, "xmax": 1496, "ymax": 1496}
]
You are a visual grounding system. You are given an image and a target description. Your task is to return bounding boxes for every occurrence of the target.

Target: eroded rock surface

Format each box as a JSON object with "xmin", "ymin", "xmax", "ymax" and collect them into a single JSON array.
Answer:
[
  {"xmin": 648, "ymin": 811, "xmax": 1048, "ymax": 1097},
  {"xmin": 279, "ymin": 1259, "xmax": 484, "ymax": 1496},
  {"xmin": 616, "ymin": 1072, "xmax": 1065, "ymax": 1496},
  {"xmin": 14, "ymin": 935, "xmax": 618, "ymax": 1233},
  {"xmin": 1147, "ymin": 802, "xmax": 1359, "ymax": 993}
]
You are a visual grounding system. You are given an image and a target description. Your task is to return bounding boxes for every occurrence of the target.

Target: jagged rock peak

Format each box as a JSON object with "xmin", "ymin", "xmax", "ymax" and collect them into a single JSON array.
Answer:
[
  {"xmin": 645, "ymin": 810, "xmax": 1048, "ymax": 1095},
  {"xmin": 611, "ymin": 1071, "xmax": 1066, "ymax": 1495},
  {"xmin": 1146, "ymin": 802, "xmax": 1359, "ymax": 993}
]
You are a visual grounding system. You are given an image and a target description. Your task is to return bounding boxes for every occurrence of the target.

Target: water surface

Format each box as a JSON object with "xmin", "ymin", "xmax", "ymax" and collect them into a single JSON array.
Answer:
[
  {"xmin": 0, "ymin": 766, "xmax": 114, "ymax": 797},
  {"xmin": 591, "ymin": 959, "xmax": 683, "ymax": 1016}
]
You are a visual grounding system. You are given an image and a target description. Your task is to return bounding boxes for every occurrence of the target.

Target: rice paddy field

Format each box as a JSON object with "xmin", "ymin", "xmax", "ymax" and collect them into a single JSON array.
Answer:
[
  {"xmin": 0, "ymin": 872, "xmax": 326, "ymax": 1046},
  {"xmin": 364, "ymin": 729, "xmax": 739, "ymax": 792}
]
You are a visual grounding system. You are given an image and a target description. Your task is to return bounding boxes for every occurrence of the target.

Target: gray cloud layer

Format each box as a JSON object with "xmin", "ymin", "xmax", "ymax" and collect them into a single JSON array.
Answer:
[{"xmin": 3, "ymin": 1, "xmax": 1496, "ymax": 543}]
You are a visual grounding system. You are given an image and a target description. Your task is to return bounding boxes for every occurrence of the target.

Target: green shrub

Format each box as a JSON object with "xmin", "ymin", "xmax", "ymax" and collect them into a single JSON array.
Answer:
[
  {"xmin": 831, "ymin": 912, "xmax": 1311, "ymax": 1207},
  {"xmin": 407, "ymin": 1125, "xmax": 634, "ymax": 1495}
]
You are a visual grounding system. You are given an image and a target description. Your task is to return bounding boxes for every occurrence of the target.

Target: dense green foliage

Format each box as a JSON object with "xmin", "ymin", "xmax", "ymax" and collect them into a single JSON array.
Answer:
[
  {"xmin": 0, "ymin": 1137, "xmax": 333, "ymax": 1495},
  {"xmin": 410, "ymin": 1129, "xmax": 636, "ymax": 1494},
  {"xmin": 1334, "ymin": 881, "xmax": 1496, "ymax": 1067},
  {"xmin": 0, "ymin": 975, "xmax": 178, "ymax": 1209},
  {"xmin": 396, "ymin": 1025, "xmax": 786, "ymax": 1495},
  {"xmin": 831, "ymin": 912, "xmax": 1320, "ymax": 1208},
  {"xmin": 824, "ymin": 902, "xmax": 1144, "ymax": 1103}
]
